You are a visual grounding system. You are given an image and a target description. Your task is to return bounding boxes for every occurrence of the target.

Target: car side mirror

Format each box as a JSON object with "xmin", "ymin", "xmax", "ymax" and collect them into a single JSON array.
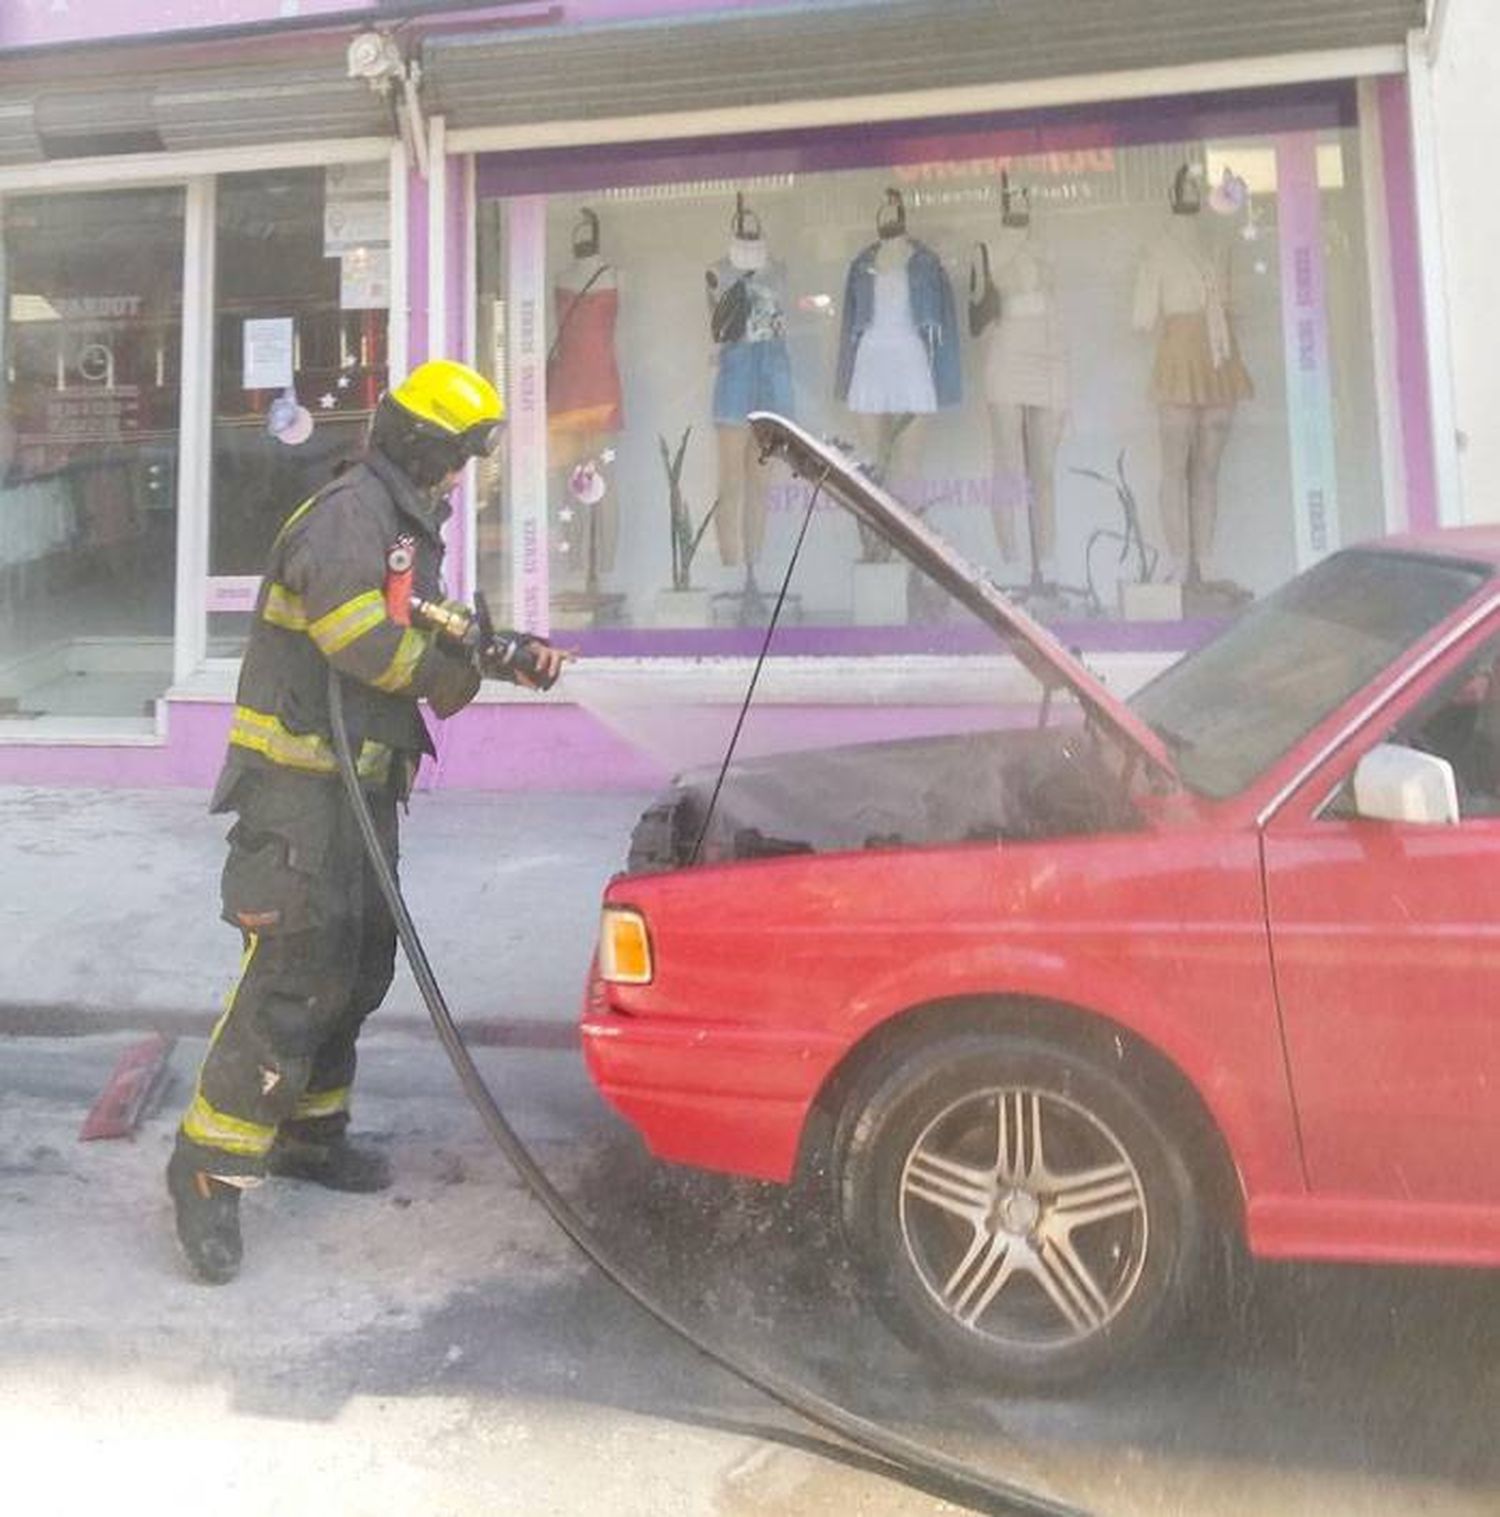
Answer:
[{"xmin": 1351, "ymin": 742, "xmax": 1459, "ymax": 826}]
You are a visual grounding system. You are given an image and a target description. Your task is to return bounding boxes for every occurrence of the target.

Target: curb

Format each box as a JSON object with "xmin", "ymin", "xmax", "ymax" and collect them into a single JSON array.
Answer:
[{"xmin": 0, "ymin": 1003, "xmax": 580, "ymax": 1049}]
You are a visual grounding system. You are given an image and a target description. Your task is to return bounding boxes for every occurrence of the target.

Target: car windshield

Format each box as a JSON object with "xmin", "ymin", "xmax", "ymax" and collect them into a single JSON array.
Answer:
[{"xmin": 1130, "ymin": 549, "xmax": 1491, "ymax": 799}]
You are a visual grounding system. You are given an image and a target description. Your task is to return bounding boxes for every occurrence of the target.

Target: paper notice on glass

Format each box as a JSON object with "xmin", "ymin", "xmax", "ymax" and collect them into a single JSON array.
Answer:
[
  {"xmin": 242, "ymin": 318, "xmax": 294, "ymax": 390},
  {"xmin": 341, "ymin": 247, "xmax": 391, "ymax": 310},
  {"xmin": 325, "ymin": 162, "xmax": 387, "ymax": 199},
  {"xmin": 324, "ymin": 200, "xmax": 390, "ymax": 255}
]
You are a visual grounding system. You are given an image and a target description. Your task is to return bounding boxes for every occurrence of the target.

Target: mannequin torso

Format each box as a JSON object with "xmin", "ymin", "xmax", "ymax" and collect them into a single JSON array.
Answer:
[
  {"xmin": 872, "ymin": 233, "xmax": 912, "ymax": 276},
  {"xmin": 990, "ymin": 225, "xmax": 1049, "ymax": 299},
  {"xmin": 979, "ymin": 221, "xmax": 1068, "ymax": 414},
  {"xmin": 707, "ymin": 245, "xmax": 787, "ymax": 345},
  {"xmin": 1134, "ymin": 216, "xmax": 1232, "ymax": 326},
  {"xmin": 557, "ymin": 252, "xmax": 617, "ymax": 296},
  {"xmin": 548, "ymin": 250, "xmax": 623, "ymax": 442}
]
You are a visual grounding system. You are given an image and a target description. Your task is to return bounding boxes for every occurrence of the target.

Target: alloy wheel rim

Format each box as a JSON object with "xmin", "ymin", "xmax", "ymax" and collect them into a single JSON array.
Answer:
[{"xmin": 897, "ymin": 1085, "xmax": 1149, "ymax": 1350}]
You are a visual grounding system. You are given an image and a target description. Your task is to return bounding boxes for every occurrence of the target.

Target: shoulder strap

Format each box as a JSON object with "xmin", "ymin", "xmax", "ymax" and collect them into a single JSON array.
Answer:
[{"xmin": 547, "ymin": 262, "xmax": 613, "ymax": 367}]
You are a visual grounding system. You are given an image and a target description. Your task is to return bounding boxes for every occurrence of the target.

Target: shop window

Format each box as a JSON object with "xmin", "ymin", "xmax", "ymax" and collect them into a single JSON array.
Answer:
[
  {"xmin": 207, "ymin": 163, "xmax": 390, "ymax": 655},
  {"xmin": 474, "ymin": 89, "xmax": 1384, "ymax": 655},
  {"xmin": 0, "ymin": 187, "xmax": 183, "ymax": 724}
]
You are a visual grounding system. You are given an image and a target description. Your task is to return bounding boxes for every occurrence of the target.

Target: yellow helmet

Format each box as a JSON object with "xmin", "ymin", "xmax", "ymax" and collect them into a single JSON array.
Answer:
[
  {"xmin": 391, "ymin": 359, "xmax": 504, "ymax": 447},
  {"xmin": 373, "ymin": 359, "xmax": 505, "ymax": 486}
]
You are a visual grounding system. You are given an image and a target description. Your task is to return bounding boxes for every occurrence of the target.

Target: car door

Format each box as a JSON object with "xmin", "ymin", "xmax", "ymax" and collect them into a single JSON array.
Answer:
[{"xmin": 1261, "ymin": 623, "xmax": 1500, "ymax": 1207}]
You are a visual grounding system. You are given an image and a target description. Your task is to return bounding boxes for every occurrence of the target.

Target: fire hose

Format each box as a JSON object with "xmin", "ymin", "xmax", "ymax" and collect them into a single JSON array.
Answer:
[{"xmin": 328, "ymin": 663, "xmax": 1086, "ymax": 1517}]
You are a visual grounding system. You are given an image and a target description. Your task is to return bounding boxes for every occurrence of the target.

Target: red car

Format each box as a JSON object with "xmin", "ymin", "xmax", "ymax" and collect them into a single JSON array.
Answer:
[{"xmin": 583, "ymin": 414, "xmax": 1500, "ymax": 1388}]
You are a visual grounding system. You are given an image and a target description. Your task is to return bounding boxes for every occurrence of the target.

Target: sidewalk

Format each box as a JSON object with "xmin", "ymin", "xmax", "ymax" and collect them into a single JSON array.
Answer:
[
  {"xmin": 0, "ymin": 785, "xmax": 651, "ymax": 1036},
  {"xmin": 0, "ymin": 786, "xmax": 984, "ymax": 1517}
]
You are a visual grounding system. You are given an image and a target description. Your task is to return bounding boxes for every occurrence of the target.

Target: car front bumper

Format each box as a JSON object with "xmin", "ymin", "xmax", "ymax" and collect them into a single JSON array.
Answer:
[{"xmin": 580, "ymin": 972, "xmax": 843, "ymax": 1183}]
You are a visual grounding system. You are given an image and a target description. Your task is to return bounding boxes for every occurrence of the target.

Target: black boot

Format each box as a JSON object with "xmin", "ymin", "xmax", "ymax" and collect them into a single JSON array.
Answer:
[
  {"xmin": 267, "ymin": 1132, "xmax": 392, "ymax": 1193},
  {"xmin": 166, "ymin": 1148, "xmax": 244, "ymax": 1284}
]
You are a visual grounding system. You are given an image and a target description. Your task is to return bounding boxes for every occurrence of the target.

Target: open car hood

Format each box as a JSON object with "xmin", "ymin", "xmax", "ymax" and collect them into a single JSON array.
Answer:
[{"xmin": 747, "ymin": 411, "xmax": 1176, "ymax": 782}]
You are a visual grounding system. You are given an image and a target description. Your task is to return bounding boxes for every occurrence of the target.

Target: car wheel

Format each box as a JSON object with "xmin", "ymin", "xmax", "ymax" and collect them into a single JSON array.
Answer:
[{"xmin": 837, "ymin": 1032, "xmax": 1204, "ymax": 1389}]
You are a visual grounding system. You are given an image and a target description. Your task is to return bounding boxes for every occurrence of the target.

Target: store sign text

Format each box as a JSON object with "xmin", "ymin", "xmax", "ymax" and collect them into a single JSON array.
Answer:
[
  {"xmin": 894, "ymin": 149, "xmax": 1116, "ymax": 184},
  {"xmin": 53, "ymin": 296, "xmax": 143, "ymax": 320},
  {"xmin": 1275, "ymin": 133, "xmax": 1339, "ymax": 567},
  {"xmin": 508, "ymin": 196, "xmax": 550, "ymax": 638}
]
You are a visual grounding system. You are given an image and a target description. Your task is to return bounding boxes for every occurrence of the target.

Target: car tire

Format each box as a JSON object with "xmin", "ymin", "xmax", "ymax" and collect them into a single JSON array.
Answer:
[{"xmin": 837, "ymin": 1031, "xmax": 1205, "ymax": 1389}]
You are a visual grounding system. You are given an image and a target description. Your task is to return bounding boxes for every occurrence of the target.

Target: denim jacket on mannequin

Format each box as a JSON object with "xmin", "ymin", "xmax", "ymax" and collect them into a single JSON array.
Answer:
[{"xmin": 834, "ymin": 239, "xmax": 962, "ymax": 409}]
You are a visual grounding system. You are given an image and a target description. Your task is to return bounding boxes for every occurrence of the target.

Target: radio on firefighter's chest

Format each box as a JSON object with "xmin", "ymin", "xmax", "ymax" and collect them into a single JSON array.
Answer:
[{"xmin": 382, "ymin": 532, "xmax": 444, "ymax": 626}]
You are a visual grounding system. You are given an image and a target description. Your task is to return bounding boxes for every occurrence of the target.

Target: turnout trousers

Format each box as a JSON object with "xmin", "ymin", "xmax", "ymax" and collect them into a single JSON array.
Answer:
[{"xmin": 174, "ymin": 769, "xmax": 400, "ymax": 1180}]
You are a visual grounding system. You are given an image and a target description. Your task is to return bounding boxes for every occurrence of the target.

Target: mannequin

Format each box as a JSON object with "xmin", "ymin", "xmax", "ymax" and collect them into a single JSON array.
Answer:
[
  {"xmin": 548, "ymin": 207, "xmax": 623, "ymax": 583},
  {"xmin": 836, "ymin": 190, "xmax": 960, "ymax": 533},
  {"xmin": 705, "ymin": 193, "xmax": 792, "ymax": 578},
  {"xmin": 970, "ymin": 172, "xmax": 1068, "ymax": 581},
  {"xmin": 1132, "ymin": 164, "xmax": 1253, "ymax": 590}
]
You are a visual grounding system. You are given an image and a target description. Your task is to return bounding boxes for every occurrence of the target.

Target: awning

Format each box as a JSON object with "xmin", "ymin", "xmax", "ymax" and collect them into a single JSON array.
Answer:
[
  {"xmin": 0, "ymin": 0, "xmax": 1425, "ymax": 168},
  {"xmin": 0, "ymin": 37, "xmax": 390, "ymax": 165},
  {"xmin": 424, "ymin": 0, "xmax": 1426, "ymax": 135}
]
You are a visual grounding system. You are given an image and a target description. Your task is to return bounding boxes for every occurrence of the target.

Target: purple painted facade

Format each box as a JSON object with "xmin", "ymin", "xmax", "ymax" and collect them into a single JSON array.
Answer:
[
  {"xmin": 0, "ymin": 699, "xmax": 1026, "ymax": 792},
  {"xmin": 477, "ymin": 85, "xmax": 1358, "ymax": 199},
  {"xmin": 1, "ymin": 0, "xmax": 788, "ymax": 53},
  {"xmin": 0, "ymin": 10, "xmax": 1445, "ymax": 790},
  {"xmin": 1378, "ymin": 73, "xmax": 1440, "ymax": 534}
]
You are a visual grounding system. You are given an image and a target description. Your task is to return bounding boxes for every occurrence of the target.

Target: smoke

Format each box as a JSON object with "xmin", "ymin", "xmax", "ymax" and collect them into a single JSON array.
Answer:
[{"xmin": 561, "ymin": 666, "xmax": 748, "ymax": 779}]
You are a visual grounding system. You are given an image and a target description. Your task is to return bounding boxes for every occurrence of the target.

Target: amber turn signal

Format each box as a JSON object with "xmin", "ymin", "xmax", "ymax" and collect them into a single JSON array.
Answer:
[{"xmin": 599, "ymin": 906, "xmax": 653, "ymax": 985}]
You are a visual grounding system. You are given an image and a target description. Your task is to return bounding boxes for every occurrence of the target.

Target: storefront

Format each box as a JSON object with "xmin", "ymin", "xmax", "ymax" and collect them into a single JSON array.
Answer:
[{"xmin": 0, "ymin": 0, "xmax": 1446, "ymax": 788}]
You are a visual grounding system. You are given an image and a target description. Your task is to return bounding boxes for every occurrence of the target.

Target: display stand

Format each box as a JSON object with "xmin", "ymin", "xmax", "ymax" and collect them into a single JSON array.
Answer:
[
  {"xmin": 652, "ymin": 587, "xmax": 713, "ymax": 627},
  {"xmin": 553, "ymin": 489, "xmax": 627, "ymax": 627},
  {"xmin": 712, "ymin": 565, "xmax": 796, "ymax": 628},
  {"xmin": 553, "ymin": 589, "xmax": 627, "ymax": 629},
  {"xmin": 1119, "ymin": 582, "xmax": 1184, "ymax": 621},
  {"xmin": 1182, "ymin": 580, "xmax": 1253, "ymax": 616},
  {"xmin": 851, "ymin": 560, "xmax": 908, "ymax": 625}
]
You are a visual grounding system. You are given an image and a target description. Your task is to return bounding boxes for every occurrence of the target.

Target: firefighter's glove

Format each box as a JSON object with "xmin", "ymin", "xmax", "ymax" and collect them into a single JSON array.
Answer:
[{"xmin": 481, "ymin": 630, "xmax": 566, "ymax": 691}]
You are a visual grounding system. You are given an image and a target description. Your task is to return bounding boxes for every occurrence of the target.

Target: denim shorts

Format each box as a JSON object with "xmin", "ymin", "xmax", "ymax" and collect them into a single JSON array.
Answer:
[{"xmin": 713, "ymin": 338, "xmax": 794, "ymax": 425}]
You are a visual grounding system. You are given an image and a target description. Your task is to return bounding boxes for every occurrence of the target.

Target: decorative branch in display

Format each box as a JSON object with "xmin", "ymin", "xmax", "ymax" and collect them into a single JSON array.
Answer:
[{"xmin": 658, "ymin": 427, "xmax": 720, "ymax": 592}]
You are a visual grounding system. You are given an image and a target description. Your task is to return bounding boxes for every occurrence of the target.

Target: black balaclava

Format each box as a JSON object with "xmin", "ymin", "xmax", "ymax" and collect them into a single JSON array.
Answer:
[{"xmin": 368, "ymin": 393, "xmax": 468, "ymax": 491}]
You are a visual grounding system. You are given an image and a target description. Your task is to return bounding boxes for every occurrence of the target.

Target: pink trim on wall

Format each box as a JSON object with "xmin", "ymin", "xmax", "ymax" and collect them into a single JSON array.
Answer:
[
  {"xmin": 2, "ymin": 0, "xmax": 786, "ymax": 53},
  {"xmin": 3, "ymin": 0, "xmax": 362, "ymax": 49},
  {"xmin": 1377, "ymin": 73, "xmax": 1439, "ymax": 534},
  {"xmin": 0, "ymin": 704, "xmax": 229, "ymax": 789},
  {"xmin": 0, "ymin": 700, "xmax": 1018, "ymax": 791},
  {"xmin": 442, "ymin": 139, "xmax": 471, "ymax": 600}
]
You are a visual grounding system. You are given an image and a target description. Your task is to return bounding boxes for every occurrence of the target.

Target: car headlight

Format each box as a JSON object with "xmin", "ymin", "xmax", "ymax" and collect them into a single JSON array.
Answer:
[{"xmin": 599, "ymin": 905, "xmax": 653, "ymax": 985}]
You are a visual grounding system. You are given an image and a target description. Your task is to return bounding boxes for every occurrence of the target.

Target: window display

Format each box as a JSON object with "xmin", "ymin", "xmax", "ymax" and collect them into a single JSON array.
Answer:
[{"xmin": 474, "ymin": 88, "xmax": 1385, "ymax": 654}]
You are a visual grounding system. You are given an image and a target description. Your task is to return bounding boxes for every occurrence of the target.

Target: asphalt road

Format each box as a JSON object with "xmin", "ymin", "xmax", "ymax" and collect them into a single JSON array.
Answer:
[{"xmin": 3, "ymin": 1028, "xmax": 1498, "ymax": 1517}]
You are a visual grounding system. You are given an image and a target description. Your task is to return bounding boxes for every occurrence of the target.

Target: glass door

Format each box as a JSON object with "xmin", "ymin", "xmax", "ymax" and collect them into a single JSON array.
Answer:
[{"xmin": 0, "ymin": 186, "xmax": 185, "ymax": 724}]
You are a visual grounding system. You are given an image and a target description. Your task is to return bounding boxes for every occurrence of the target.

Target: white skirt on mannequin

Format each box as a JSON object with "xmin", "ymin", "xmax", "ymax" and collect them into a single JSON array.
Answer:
[
  {"xmin": 983, "ymin": 296, "xmax": 1068, "ymax": 413},
  {"xmin": 847, "ymin": 266, "xmax": 937, "ymax": 414}
]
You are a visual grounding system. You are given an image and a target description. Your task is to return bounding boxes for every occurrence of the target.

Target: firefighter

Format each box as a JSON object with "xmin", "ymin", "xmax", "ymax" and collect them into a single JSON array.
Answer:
[{"xmin": 166, "ymin": 358, "xmax": 565, "ymax": 1284}]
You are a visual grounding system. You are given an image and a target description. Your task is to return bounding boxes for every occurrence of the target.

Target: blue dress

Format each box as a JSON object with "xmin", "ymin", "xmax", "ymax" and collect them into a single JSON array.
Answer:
[{"xmin": 706, "ymin": 255, "xmax": 795, "ymax": 425}]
